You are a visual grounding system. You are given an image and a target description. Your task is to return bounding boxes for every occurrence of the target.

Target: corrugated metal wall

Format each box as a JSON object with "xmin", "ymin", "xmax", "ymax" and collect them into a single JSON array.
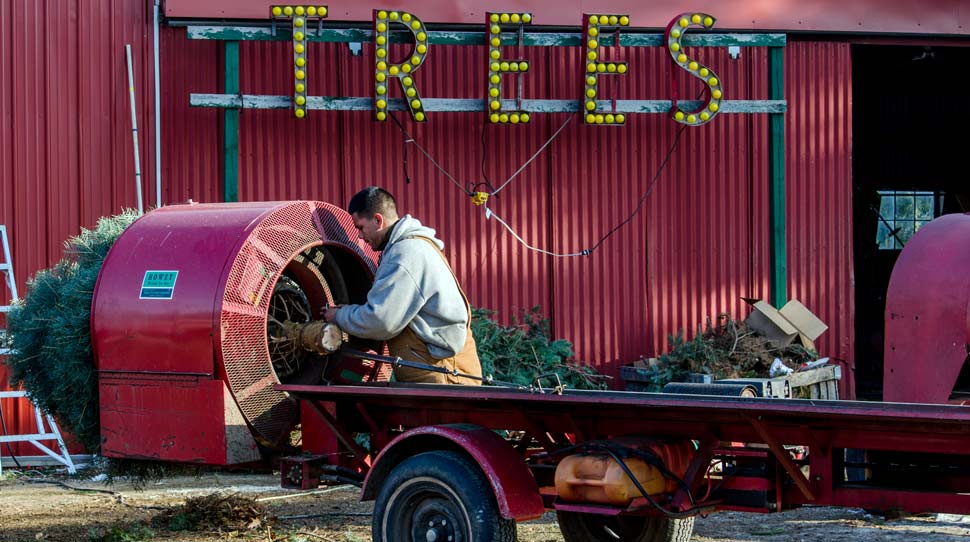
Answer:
[{"xmin": 0, "ymin": 0, "xmax": 854, "ymax": 451}]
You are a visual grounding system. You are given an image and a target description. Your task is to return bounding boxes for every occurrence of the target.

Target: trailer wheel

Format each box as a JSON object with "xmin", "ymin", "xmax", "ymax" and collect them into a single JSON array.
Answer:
[
  {"xmin": 373, "ymin": 450, "xmax": 517, "ymax": 542},
  {"xmin": 557, "ymin": 511, "xmax": 694, "ymax": 542}
]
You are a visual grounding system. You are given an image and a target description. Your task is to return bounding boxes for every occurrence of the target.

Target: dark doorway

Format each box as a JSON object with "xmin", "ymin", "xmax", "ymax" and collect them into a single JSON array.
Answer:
[{"xmin": 852, "ymin": 44, "xmax": 970, "ymax": 400}]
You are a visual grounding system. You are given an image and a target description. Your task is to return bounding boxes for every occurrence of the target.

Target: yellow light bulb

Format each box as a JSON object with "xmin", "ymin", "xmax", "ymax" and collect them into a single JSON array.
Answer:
[
  {"xmin": 391, "ymin": 65, "xmax": 402, "ymax": 76},
  {"xmin": 295, "ymin": 6, "xmax": 304, "ymax": 15},
  {"xmin": 586, "ymin": 88, "xmax": 596, "ymax": 98},
  {"xmin": 589, "ymin": 15, "xmax": 598, "ymax": 24},
  {"xmin": 410, "ymin": 55, "xmax": 420, "ymax": 65},
  {"xmin": 377, "ymin": 36, "xmax": 386, "ymax": 45},
  {"xmin": 691, "ymin": 14, "xmax": 701, "ymax": 24},
  {"xmin": 491, "ymin": 74, "xmax": 500, "ymax": 84},
  {"xmin": 586, "ymin": 113, "xmax": 595, "ymax": 123},
  {"xmin": 490, "ymin": 100, "xmax": 501, "ymax": 110},
  {"xmin": 510, "ymin": 113, "xmax": 520, "ymax": 124},
  {"xmin": 587, "ymin": 76, "xmax": 596, "ymax": 85},
  {"xmin": 490, "ymin": 113, "xmax": 500, "ymax": 123},
  {"xmin": 521, "ymin": 113, "xmax": 530, "ymax": 122},
  {"xmin": 607, "ymin": 63, "xmax": 616, "ymax": 73},
  {"xmin": 500, "ymin": 13, "xmax": 510, "ymax": 23},
  {"xmin": 389, "ymin": 11, "xmax": 399, "ymax": 20},
  {"xmin": 499, "ymin": 113, "xmax": 509, "ymax": 123},
  {"xmin": 318, "ymin": 6, "xmax": 327, "ymax": 17},
  {"xmin": 375, "ymin": 72, "xmax": 386, "ymax": 82},
  {"xmin": 376, "ymin": 85, "xmax": 386, "ymax": 94},
  {"xmin": 295, "ymin": 108, "xmax": 305, "ymax": 118},
  {"xmin": 403, "ymin": 76, "xmax": 413, "ymax": 86},
  {"xmin": 377, "ymin": 111, "xmax": 387, "ymax": 120},
  {"xmin": 295, "ymin": 43, "xmax": 305, "ymax": 53},
  {"xmin": 675, "ymin": 111, "xmax": 685, "ymax": 121},
  {"xmin": 491, "ymin": 25, "xmax": 501, "ymax": 34},
  {"xmin": 296, "ymin": 96, "xmax": 306, "ymax": 105},
  {"xmin": 700, "ymin": 112, "xmax": 710, "ymax": 121},
  {"xmin": 415, "ymin": 112, "xmax": 425, "ymax": 121},
  {"xmin": 417, "ymin": 32, "xmax": 427, "ymax": 41},
  {"xmin": 708, "ymin": 77, "xmax": 718, "ymax": 86},
  {"xmin": 295, "ymin": 69, "xmax": 305, "ymax": 79},
  {"xmin": 518, "ymin": 61, "xmax": 528, "ymax": 71},
  {"xmin": 376, "ymin": 22, "xmax": 386, "ymax": 32},
  {"xmin": 377, "ymin": 99, "xmax": 386, "ymax": 108},
  {"xmin": 598, "ymin": 15, "xmax": 609, "ymax": 24},
  {"xmin": 615, "ymin": 114, "xmax": 625, "ymax": 123},
  {"xmin": 489, "ymin": 88, "xmax": 500, "ymax": 97},
  {"xmin": 401, "ymin": 63, "xmax": 412, "ymax": 73},
  {"xmin": 704, "ymin": 16, "xmax": 714, "ymax": 26},
  {"xmin": 296, "ymin": 57, "xmax": 306, "ymax": 67},
  {"xmin": 522, "ymin": 13, "xmax": 532, "ymax": 23},
  {"xmin": 294, "ymin": 31, "xmax": 304, "ymax": 40},
  {"xmin": 411, "ymin": 20, "xmax": 420, "ymax": 30},
  {"xmin": 509, "ymin": 62, "xmax": 519, "ymax": 72},
  {"xmin": 688, "ymin": 61, "xmax": 698, "ymax": 70},
  {"xmin": 307, "ymin": 7, "xmax": 317, "ymax": 16},
  {"xmin": 511, "ymin": 13, "xmax": 520, "ymax": 23},
  {"xmin": 377, "ymin": 10, "xmax": 387, "ymax": 19},
  {"xmin": 687, "ymin": 114, "xmax": 696, "ymax": 123},
  {"xmin": 617, "ymin": 64, "xmax": 627, "ymax": 74},
  {"xmin": 712, "ymin": 89, "xmax": 722, "ymax": 99},
  {"xmin": 283, "ymin": 6, "xmax": 293, "ymax": 15},
  {"xmin": 587, "ymin": 51, "xmax": 597, "ymax": 61},
  {"xmin": 671, "ymin": 29, "xmax": 681, "ymax": 38},
  {"xmin": 670, "ymin": 42, "xmax": 680, "ymax": 52},
  {"xmin": 586, "ymin": 100, "xmax": 596, "ymax": 111},
  {"xmin": 609, "ymin": 15, "xmax": 618, "ymax": 25},
  {"xmin": 490, "ymin": 62, "xmax": 500, "ymax": 71},
  {"xmin": 588, "ymin": 27, "xmax": 598, "ymax": 37},
  {"xmin": 586, "ymin": 63, "xmax": 596, "ymax": 72},
  {"xmin": 679, "ymin": 18, "xmax": 689, "ymax": 27},
  {"xmin": 709, "ymin": 103, "xmax": 719, "ymax": 112},
  {"xmin": 620, "ymin": 16, "xmax": 629, "ymax": 26},
  {"xmin": 411, "ymin": 99, "xmax": 422, "ymax": 109},
  {"xmin": 402, "ymin": 13, "xmax": 412, "ymax": 22},
  {"xmin": 588, "ymin": 39, "xmax": 598, "ymax": 49},
  {"xmin": 490, "ymin": 50, "xmax": 501, "ymax": 60},
  {"xmin": 272, "ymin": 6, "xmax": 282, "ymax": 16},
  {"xmin": 377, "ymin": 61, "xmax": 386, "ymax": 70},
  {"xmin": 595, "ymin": 114, "xmax": 604, "ymax": 124},
  {"xmin": 597, "ymin": 63, "xmax": 606, "ymax": 73},
  {"xmin": 295, "ymin": 83, "xmax": 305, "ymax": 92},
  {"xmin": 491, "ymin": 37, "xmax": 500, "ymax": 47},
  {"xmin": 490, "ymin": 13, "xmax": 499, "ymax": 23},
  {"xmin": 699, "ymin": 68, "xmax": 709, "ymax": 77},
  {"xmin": 605, "ymin": 114, "xmax": 615, "ymax": 123},
  {"xmin": 376, "ymin": 48, "xmax": 386, "ymax": 58},
  {"xmin": 406, "ymin": 87, "xmax": 416, "ymax": 97},
  {"xmin": 677, "ymin": 54, "xmax": 687, "ymax": 63}
]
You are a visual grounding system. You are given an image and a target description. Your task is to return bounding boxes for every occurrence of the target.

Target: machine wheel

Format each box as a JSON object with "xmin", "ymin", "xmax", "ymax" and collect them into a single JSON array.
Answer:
[
  {"xmin": 557, "ymin": 511, "xmax": 694, "ymax": 542},
  {"xmin": 373, "ymin": 450, "xmax": 517, "ymax": 542}
]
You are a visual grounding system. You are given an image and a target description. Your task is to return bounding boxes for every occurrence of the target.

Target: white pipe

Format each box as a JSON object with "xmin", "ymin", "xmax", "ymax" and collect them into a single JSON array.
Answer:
[
  {"xmin": 125, "ymin": 44, "xmax": 144, "ymax": 214},
  {"xmin": 153, "ymin": 0, "xmax": 163, "ymax": 207}
]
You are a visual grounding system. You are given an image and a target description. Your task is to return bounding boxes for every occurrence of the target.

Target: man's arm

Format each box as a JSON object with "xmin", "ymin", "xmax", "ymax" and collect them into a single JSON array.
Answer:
[{"xmin": 331, "ymin": 262, "xmax": 426, "ymax": 340}]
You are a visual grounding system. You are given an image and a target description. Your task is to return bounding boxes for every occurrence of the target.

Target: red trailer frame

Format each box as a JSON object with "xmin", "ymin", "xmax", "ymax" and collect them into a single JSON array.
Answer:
[{"xmin": 279, "ymin": 382, "xmax": 970, "ymax": 540}]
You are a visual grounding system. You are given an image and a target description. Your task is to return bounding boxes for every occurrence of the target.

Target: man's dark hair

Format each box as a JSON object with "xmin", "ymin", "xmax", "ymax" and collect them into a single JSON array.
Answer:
[{"xmin": 347, "ymin": 186, "xmax": 397, "ymax": 218}]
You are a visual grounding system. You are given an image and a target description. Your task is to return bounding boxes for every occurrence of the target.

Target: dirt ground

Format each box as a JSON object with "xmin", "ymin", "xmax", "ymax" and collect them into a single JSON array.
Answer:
[{"xmin": 2, "ymin": 469, "xmax": 970, "ymax": 542}]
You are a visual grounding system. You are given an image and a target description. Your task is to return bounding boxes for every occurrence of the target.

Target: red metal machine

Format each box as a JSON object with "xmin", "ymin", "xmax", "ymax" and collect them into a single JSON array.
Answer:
[{"xmin": 90, "ymin": 204, "xmax": 970, "ymax": 542}]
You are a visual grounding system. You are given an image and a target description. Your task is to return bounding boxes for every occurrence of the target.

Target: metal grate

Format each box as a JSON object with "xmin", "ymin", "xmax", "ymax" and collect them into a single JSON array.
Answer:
[{"xmin": 219, "ymin": 202, "xmax": 375, "ymax": 447}]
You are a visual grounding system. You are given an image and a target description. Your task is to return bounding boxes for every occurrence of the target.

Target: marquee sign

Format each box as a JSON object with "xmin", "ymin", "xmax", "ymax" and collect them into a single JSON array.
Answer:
[{"xmin": 189, "ymin": 7, "xmax": 787, "ymax": 127}]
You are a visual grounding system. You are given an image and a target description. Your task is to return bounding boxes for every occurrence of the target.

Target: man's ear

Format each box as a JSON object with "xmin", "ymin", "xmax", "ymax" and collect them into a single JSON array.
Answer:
[{"xmin": 373, "ymin": 212, "xmax": 386, "ymax": 229}]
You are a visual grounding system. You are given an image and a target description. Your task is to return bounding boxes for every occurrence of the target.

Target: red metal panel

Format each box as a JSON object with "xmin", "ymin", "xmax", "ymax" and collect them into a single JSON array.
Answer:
[
  {"xmin": 784, "ymin": 41, "xmax": 855, "ymax": 398},
  {"xmin": 164, "ymin": 0, "xmax": 970, "ymax": 36}
]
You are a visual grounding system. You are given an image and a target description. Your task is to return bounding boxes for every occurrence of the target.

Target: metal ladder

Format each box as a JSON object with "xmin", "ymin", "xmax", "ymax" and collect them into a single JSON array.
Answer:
[{"xmin": 0, "ymin": 225, "xmax": 76, "ymax": 474}]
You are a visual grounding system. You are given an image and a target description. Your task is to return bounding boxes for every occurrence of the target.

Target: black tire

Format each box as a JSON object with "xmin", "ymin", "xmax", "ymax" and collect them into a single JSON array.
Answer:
[
  {"xmin": 557, "ymin": 511, "xmax": 694, "ymax": 542},
  {"xmin": 373, "ymin": 450, "xmax": 518, "ymax": 542}
]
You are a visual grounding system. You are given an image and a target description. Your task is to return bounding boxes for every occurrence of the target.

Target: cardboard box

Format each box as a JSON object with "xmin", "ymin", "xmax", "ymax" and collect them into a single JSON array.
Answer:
[{"xmin": 742, "ymin": 297, "xmax": 828, "ymax": 351}]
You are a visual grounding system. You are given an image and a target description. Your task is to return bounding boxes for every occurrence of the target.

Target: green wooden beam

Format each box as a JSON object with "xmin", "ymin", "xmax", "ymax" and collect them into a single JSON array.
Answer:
[
  {"xmin": 223, "ymin": 41, "xmax": 240, "ymax": 203},
  {"xmin": 768, "ymin": 46, "xmax": 786, "ymax": 307},
  {"xmin": 187, "ymin": 25, "xmax": 785, "ymax": 47},
  {"xmin": 191, "ymin": 94, "xmax": 787, "ymax": 114}
]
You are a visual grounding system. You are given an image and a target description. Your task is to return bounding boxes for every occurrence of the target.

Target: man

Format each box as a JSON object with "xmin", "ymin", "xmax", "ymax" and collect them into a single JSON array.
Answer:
[{"xmin": 323, "ymin": 187, "xmax": 482, "ymax": 385}]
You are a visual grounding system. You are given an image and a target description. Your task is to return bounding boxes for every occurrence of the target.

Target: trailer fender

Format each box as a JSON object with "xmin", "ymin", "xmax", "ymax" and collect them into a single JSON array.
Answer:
[{"xmin": 361, "ymin": 423, "xmax": 545, "ymax": 521}]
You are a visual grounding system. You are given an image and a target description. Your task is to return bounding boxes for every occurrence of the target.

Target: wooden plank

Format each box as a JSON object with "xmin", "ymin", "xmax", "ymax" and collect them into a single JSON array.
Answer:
[
  {"xmin": 786, "ymin": 365, "xmax": 841, "ymax": 388},
  {"xmin": 187, "ymin": 25, "xmax": 786, "ymax": 47},
  {"xmin": 191, "ymin": 94, "xmax": 787, "ymax": 114}
]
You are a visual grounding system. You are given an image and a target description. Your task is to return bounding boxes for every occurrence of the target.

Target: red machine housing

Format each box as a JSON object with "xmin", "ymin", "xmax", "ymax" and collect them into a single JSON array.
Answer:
[
  {"xmin": 883, "ymin": 213, "xmax": 970, "ymax": 404},
  {"xmin": 92, "ymin": 201, "xmax": 377, "ymax": 464}
]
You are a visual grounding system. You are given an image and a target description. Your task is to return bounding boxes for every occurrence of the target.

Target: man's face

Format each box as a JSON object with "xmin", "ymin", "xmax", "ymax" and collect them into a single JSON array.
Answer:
[{"xmin": 352, "ymin": 212, "xmax": 386, "ymax": 250}]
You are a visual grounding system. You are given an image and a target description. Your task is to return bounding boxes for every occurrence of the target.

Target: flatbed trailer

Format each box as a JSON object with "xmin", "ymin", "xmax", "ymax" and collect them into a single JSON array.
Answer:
[{"xmin": 278, "ymin": 382, "xmax": 970, "ymax": 542}]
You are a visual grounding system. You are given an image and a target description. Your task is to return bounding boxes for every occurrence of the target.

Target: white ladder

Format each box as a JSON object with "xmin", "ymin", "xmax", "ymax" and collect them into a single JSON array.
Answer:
[{"xmin": 0, "ymin": 225, "xmax": 76, "ymax": 474}]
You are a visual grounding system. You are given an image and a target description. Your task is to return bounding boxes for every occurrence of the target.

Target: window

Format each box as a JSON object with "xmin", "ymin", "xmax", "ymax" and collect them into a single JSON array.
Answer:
[{"xmin": 876, "ymin": 190, "xmax": 942, "ymax": 250}]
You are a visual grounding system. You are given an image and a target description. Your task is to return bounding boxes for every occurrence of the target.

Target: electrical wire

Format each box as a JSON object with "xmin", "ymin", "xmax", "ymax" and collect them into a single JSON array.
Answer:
[
  {"xmin": 491, "ymin": 114, "xmax": 575, "ymax": 195},
  {"xmin": 389, "ymin": 112, "xmax": 470, "ymax": 195}
]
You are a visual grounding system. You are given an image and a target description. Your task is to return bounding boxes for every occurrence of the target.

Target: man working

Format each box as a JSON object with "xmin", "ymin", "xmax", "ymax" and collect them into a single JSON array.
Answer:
[{"xmin": 322, "ymin": 187, "xmax": 482, "ymax": 385}]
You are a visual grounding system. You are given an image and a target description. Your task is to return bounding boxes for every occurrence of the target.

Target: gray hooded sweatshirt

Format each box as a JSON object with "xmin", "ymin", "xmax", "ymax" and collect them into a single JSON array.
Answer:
[{"xmin": 333, "ymin": 215, "xmax": 469, "ymax": 358}]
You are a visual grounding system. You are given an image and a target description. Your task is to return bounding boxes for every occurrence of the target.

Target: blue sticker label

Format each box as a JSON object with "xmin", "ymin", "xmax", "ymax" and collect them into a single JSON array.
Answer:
[{"xmin": 140, "ymin": 270, "xmax": 179, "ymax": 300}]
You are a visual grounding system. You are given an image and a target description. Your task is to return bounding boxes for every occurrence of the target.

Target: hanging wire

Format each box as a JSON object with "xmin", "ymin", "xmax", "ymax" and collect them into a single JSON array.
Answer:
[
  {"xmin": 491, "ymin": 114, "xmax": 575, "ymax": 195},
  {"xmin": 389, "ymin": 112, "xmax": 470, "ymax": 194},
  {"xmin": 482, "ymin": 205, "xmax": 590, "ymax": 257}
]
